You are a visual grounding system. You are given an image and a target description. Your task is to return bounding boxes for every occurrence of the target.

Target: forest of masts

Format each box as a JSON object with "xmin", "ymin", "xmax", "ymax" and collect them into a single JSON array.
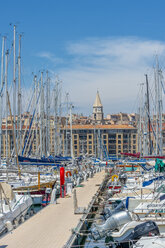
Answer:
[
  {"xmin": 137, "ymin": 56, "xmax": 165, "ymax": 157},
  {"xmin": 0, "ymin": 25, "xmax": 73, "ymax": 164}
]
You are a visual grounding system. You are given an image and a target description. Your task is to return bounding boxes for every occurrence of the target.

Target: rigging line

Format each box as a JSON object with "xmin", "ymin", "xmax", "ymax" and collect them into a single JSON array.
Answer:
[
  {"xmin": 26, "ymin": 88, "xmax": 35, "ymax": 113},
  {"xmin": 160, "ymin": 73, "xmax": 165, "ymax": 94},
  {"xmin": 157, "ymin": 55, "xmax": 165, "ymax": 71},
  {"xmin": 24, "ymin": 76, "xmax": 38, "ymax": 113},
  {"xmin": 1, "ymin": 82, "xmax": 13, "ymax": 118},
  {"xmin": 131, "ymin": 85, "xmax": 141, "ymax": 114},
  {"xmin": 149, "ymin": 81, "xmax": 155, "ymax": 111},
  {"xmin": 21, "ymin": 87, "xmax": 41, "ymax": 156},
  {"xmin": 144, "ymin": 102, "xmax": 161, "ymax": 153}
]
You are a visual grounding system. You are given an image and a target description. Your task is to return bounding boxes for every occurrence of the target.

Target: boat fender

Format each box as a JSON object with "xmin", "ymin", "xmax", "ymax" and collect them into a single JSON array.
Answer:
[
  {"xmin": 6, "ymin": 221, "xmax": 13, "ymax": 232},
  {"xmin": 111, "ymin": 174, "xmax": 119, "ymax": 182},
  {"xmin": 73, "ymin": 169, "xmax": 78, "ymax": 174},
  {"xmin": 20, "ymin": 216, "xmax": 25, "ymax": 223},
  {"xmin": 13, "ymin": 219, "xmax": 19, "ymax": 228},
  {"xmin": 77, "ymin": 177, "xmax": 80, "ymax": 186},
  {"xmin": 66, "ymin": 171, "xmax": 72, "ymax": 177},
  {"xmin": 109, "ymin": 168, "xmax": 113, "ymax": 175},
  {"xmin": 30, "ymin": 209, "xmax": 34, "ymax": 216},
  {"xmin": 50, "ymin": 188, "xmax": 57, "ymax": 204}
]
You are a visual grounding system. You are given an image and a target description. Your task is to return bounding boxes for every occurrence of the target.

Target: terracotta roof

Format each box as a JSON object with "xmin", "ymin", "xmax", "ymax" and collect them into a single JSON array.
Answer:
[
  {"xmin": 65, "ymin": 124, "xmax": 136, "ymax": 130},
  {"xmin": 1, "ymin": 123, "xmax": 136, "ymax": 130}
]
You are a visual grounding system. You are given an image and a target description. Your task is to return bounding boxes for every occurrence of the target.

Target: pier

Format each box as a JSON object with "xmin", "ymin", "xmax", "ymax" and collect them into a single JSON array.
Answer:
[{"xmin": 0, "ymin": 170, "xmax": 105, "ymax": 248}]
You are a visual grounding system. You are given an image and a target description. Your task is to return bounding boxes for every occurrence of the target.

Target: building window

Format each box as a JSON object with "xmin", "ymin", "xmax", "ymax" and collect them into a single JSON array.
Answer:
[{"xmin": 109, "ymin": 134, "xmax": 116, "ymax": 139}]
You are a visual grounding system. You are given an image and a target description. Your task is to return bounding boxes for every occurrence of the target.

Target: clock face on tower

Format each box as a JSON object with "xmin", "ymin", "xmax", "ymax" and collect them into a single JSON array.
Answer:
[{"xmin": 97, "ymin": 107, "xmax": 101, "ymax": 112}]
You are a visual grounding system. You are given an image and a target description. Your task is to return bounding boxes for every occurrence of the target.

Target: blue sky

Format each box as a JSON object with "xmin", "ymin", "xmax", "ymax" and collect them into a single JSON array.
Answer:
[{"xmin": 1, "ymin": 0, "xmax": 165, "ymax": 115}]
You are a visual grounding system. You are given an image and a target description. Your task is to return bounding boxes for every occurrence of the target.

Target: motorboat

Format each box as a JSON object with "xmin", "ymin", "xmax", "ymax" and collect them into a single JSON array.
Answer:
[{"xmin": 0, "ymin": 182, "xmax": 33, "ymax": 235}]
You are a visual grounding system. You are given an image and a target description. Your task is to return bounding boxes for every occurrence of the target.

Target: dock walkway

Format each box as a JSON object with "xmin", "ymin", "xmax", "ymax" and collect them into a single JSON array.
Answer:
[{"xmin": 0, "ymin": 170, "xmax": 105, "ymax": 248}]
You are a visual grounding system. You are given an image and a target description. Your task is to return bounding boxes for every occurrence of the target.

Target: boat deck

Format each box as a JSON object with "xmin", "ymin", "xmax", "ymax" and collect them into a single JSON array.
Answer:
[{"xmin": 0, "ymin": 170, "xmax": 105, "ymax": 248}]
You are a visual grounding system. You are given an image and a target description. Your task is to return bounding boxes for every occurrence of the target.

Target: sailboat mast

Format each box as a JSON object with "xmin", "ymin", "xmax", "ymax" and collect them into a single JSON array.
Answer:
[
  {"xmin": 0, "ymin": 37, "xmax": 5, "ymax": 164},
  {"xmin": 159, "ymin": 70, "xmax": 163, "ymax": 155},
  {"xmin": 98, "ymin": 128, "xmax": 101, "ymax": 159},
  {"xmin": 7, "ymin": 91, "xmax": 21, "ymax": 179},
  {"xmin": 65, "ymin": 92, "xmax": 69, "ymax": 156},
  {"xmin": 46, "ymin": 70, "xmax": 50, "ymax": 156},
  {"xmin": 145, "ymin": 74, "xmax": 152, "ymax": 155},
  {"xmin": 53, "ymin": 87, "xmax": 56, "ymax": 156},
  {"xmin": 154, "ymin": 66, "xmax": 158, "ymax": 155},
  {"xmin": 54, "ymin": 79, "xmax": 58, "ymax": 156},
  {"xmin": 34, "ymin": 75, "xmax": 38, "ymax": 156},
  {"xmin": 138, "ymin": 83, "xmax": 143, "ymax": 155},
  {"xmin": 94, "ymin": 124, "xmax": 96, "ymax": 157},
  {"xmin": 13, "ymin": 25, "xmax": 16, "ymax": 142},
  {"xmin": 58, "ymin": 81, "xmax": 62, "ymax": 155},
  {"xmin": 155, "ymin": 56, "xmax": 162, "ymax": 155},
  {"xmin": 42, "ymin": 74, "xmax": 45, "ymax": 156},
  {"xmin": 40, "ymin": 72, "xmax": 43, "ymax": 157},
  {"xmin": 70, "ymin": 104, "xmax": 74, "ymax": 158},
  {"xmin": 18, "ymin": 34, "xmax": 21, "ymax": 152},
  {"xmin": 143, "ymin": 93, "xmax": 148, "ymax": 156},
  {"xmin": 0, "ymin": 37, "xmax": 5, "ymax": 96},
  {"xmin": 48, "ymin": 77, "xmax": 50, "ymax": 155},
  {"xmin": 5, "ymin": 50, "xmax": 8, "ymax": 162}
]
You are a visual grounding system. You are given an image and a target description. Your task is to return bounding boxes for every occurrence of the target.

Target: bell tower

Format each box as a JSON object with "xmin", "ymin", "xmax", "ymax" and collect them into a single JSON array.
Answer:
[{"xmin": 93, "ymin": 91, "xmax": 104, "ymax": 123}]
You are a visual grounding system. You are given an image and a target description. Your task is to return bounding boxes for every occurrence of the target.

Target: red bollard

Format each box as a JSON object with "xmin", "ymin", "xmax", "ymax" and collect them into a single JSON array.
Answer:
[{"xmin": 60, "ymin": 167, "xmax": 65, "ymax": 198}]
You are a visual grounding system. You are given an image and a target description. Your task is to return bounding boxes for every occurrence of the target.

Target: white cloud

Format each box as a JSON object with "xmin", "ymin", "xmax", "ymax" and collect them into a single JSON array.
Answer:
[
  {"xmin": 36, "ymin": 51, "xmax": 63, "ymax": 64},
  {"xmin": 58, "ymin": 37, "xmax": 165, "ymax": 115}
]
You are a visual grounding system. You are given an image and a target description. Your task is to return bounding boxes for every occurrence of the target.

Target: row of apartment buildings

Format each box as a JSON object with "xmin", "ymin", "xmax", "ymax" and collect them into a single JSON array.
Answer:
[
  {"xmin": 1, "ymin": 123, "xmax": 137, "ymax": 159},
  {"xmin": 1, "ymin": 91, "xmax": 138, "ymax": 159}
]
